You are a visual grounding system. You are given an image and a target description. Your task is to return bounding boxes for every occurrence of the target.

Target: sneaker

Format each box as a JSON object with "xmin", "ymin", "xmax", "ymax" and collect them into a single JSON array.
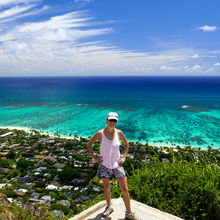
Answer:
[
  {"xmin": 125, "ymin": 211, "xmax": 140, "ymax": 220},
  {"xmin": 102, "ymin": 205, "xmax": 114, "ymax": 218}
]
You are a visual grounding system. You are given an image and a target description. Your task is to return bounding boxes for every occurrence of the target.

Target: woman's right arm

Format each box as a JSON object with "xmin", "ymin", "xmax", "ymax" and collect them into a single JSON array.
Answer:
[{"xmin": 87, "ymin": 131, "xmax": 102, "ymax": 163}]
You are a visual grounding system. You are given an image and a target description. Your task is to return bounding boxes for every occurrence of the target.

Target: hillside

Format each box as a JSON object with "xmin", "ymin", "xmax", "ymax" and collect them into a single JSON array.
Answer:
[{"xmin": 0, "ymin": 195, "xmax": 15, "ymax": 220}]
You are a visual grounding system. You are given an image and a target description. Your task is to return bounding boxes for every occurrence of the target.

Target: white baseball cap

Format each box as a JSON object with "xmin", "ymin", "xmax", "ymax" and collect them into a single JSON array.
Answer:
[{"xmin": 107, "ymin": 112, "xmax": 118, "ymax": 121}]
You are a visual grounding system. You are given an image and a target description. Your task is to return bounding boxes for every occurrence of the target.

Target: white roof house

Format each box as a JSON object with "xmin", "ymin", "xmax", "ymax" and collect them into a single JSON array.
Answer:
[
  {"xmin": 0, "ymin": 184, "xmax": 12, "ymax": 189},
  {"xmin": 36, "ymin": 167, "xmax": 47, "ymax": 172},
  {"xmin": 44, "ymin": 173, "xmax": 51, "ymax": 177},
  {"xmin": 17, "ymin": 188, "xmax": 28, "ymax": 193},
  {"xmin": 46, "ymin": 185, "xmax": 58, "ymax": 190},
  {"xmin": 41, "ymin": 195, "xmax": 52, "ymax": 201},
  {"xmin": 59, "ymin": 185, "xmax": 73, "ymax": 190},
  {"xmin": 92, "ymin": 187, "xmax": 101, "ymax": 192},
  {"xmin": 58, "ymin": 156, "xmax": 67, "ymax": 160},
  {"xmin": 127, "ymin": 153, "xmax": 134, "ymax": 159},
  {"xmin": 0, "ymin": 132, "xmax": 14, "ymax": 138},
  {"xmin": 7, "ymin": 198, "xmax": 14, "ymax": 203},
  {"xmin": 162, "ymin": 150, "xmax": 169, "ymax": 154}
]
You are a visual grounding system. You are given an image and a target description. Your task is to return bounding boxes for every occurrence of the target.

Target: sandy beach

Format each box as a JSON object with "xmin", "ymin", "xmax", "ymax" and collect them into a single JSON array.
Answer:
[
  {"xmin": 0, "ymin": 126, "xmax": 81, "ymax": 141},
  {"xmin": 0, "ymin": 125, "xmax": 195, "ymax": 149}
]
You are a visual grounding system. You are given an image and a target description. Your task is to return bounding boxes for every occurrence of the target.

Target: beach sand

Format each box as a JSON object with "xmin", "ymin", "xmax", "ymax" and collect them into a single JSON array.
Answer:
[
  {"xmin": 0, "ymin": 126, "xmax": 207, "ymax": 150},
  {"xmin": 0, "ymin": 126, "xmax": 81, "ymax": 141},
  {"xmin": 0, "ymin": 126, "xmax": 193, "ymax": 150}
]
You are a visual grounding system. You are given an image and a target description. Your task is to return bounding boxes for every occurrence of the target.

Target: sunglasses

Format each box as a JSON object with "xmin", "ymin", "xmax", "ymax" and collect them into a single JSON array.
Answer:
[{"xmin": 108, "ymin": 119, "xmax": 117, "ymax": 122}]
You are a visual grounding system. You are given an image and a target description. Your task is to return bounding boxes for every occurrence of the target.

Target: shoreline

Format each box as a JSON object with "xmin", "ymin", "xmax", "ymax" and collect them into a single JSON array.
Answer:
[
  {"xmin": 0, "ymin": 125, "xmax": 211, "ymax": 150},
  {"xmin": 0, "ymin": 126, "xmax": 81, "ymax": 141}
]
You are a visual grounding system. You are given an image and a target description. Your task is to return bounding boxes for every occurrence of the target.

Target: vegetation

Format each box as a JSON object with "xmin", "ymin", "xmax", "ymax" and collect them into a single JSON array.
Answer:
[
  {"xmin": 128, "ymin": 153, "xmax": 220, "ymax": 220},
  {"xmin": 17, "ymin": 158, "xmax": 32, "ymax": 170},
  {"xmin": 0, "ymin": 127, "xmax": 219, "ymax": 220},
  {"xmin": 50, "ymin": 203, "xmax": 69, "ymax": 215}
]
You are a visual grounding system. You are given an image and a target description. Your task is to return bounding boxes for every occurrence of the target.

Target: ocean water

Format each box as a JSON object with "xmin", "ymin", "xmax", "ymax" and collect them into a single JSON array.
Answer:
[{"xmin": 0, "ymin": 76, "xmax": 219, "ymax": 149}]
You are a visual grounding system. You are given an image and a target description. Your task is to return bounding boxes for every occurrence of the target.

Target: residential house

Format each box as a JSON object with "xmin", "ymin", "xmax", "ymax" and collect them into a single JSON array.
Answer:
[
  {"xmin": 56, "ymin": 200, "xmax": 70, "ymax": 208},
  {"xmin": 22, "ymin": 152, "xmax": 35, "ymax": 157},
  {"xmin": 59, "ymin": 185, "xmax": 73, "ymax": 190},
  {"xmin": 46, "ymin": 184, "xmax": 58, "ymax": 190},
  {"xmin": 50, "ymin": 210, "xmax": 64, "ymax": 218},
  {"xmin": 0, "ymin": 132, "xmax": 14, "ymax": 138},
  {"xmin": 30, "ymin": 192, "xmax": 40, "ymax": 199},
  {"xmin": 74, "ymin": 194, "xmax": 91, "ymax": 203},
  {"xmin": 54, "ymin": 163, "xmax": 65, "ymax": 169},
  {"xmin": 0, "ymin": 167, "xmax": 11, "ymax": 173}
]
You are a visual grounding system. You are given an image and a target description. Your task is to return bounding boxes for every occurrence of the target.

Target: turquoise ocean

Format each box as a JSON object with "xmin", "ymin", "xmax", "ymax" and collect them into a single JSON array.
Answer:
[{"xmin": 0, "ymin": 76, "xmax": 219, "ymax": 149}]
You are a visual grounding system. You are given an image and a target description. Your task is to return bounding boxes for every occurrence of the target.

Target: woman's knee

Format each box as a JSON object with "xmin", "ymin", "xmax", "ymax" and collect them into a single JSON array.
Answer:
[
  {"xmin": 121, "ymin": 185, "xmax": 129, "ymax": 194},
  {"xmin": 117, "ymin": 178, "xmax": 129, "ymax": 193},
  {"xmin": 103, "ymin": 184, "xmax": 110, "ymax": 190},
  {"xmin": 102, "ymin": 179, "xmax": 110, "ymax": 189}
]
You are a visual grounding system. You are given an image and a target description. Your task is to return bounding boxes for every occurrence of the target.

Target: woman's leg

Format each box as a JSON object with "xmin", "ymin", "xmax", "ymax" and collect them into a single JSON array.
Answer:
[
  {"xmin": 102, "ymin": 178, "xmax": 111, "ymax": 206},
  {"xmin": 116, "ymin": 177, "xmax": 131, "ymax": 213}
]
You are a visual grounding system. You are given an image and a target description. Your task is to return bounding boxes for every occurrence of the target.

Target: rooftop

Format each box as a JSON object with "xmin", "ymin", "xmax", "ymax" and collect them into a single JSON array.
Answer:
[{"xmin": 69, "ymin": 198, "xmax": 183, "ymax": 220}]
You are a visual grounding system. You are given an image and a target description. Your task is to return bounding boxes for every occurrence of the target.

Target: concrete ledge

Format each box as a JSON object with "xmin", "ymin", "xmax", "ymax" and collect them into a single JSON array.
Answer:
[{"xmin": 69, "ymin": 198, "xmax": 183, "ymax": 220}]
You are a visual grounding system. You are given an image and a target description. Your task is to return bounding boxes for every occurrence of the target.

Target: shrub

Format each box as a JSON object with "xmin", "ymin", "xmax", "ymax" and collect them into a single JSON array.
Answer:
[
  {"xmin": 50, "ymin": 203, "xmax": 69, "ymax": 215},
  {"xmin": 58, "ymin": 168, "xmax": 80, "ymax": 182},
  {"xmin": 128, "ymin": 156, "xmax": 220, "ymax": 220},
  {"xmin": 17, "ymin": 159, "xmax": 31, "ymax": 169},
  {"xmin": 35, "ymin": 181, "xmax": 46, "ymax": 188},
  {"xmin": 0, "ymin": 159, "xmax": 13, "ymax": 168},
  {"xmin": 7, "ymin": 151, "xmax": 16, "ymax": 159},
  {"xmin": 4, "ymin": 190, "xmax": 17, "ymax": 198}
]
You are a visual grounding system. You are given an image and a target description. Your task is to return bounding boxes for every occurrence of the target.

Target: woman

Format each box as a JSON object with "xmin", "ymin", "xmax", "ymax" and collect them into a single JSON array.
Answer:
[{"xmin": 87, "ymin": 112, "xmax": 138, "ymax": 219}]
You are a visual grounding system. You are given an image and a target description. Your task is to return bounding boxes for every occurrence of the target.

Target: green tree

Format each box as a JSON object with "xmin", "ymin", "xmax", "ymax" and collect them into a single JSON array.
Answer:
[
  {"xmin": 17, "ymin": 159, "xmax": 31, "ymax": 169},
  {"xmin": 58, "ymin": 168, "xmax": 80, "ymax": 182},
  {"xmin": 7, "ymin": 151, "xmax": 16, "ymax": 159},
  {"xmin": 50, "ymin": 204, "xmax": 69, "ymax": 215},
  {"xmin": 4, "ymin": 190, "xmax": 17, "ymax": 198},
  {"xmin": 0, "ymin": 159, "xmax": 13, "ymax": 168}
]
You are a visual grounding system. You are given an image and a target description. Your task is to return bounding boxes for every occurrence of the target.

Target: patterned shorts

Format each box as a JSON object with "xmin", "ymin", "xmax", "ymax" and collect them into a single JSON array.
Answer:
[{"xmin": 97, "ymin": 163, "xmax": 126, "ymax": 179}]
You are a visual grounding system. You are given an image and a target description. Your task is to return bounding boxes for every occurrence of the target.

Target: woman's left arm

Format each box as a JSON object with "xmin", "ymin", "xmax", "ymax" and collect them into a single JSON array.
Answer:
[{"xmin": 118, "ymin": 130, "xmax": 129, "ymax": 164}]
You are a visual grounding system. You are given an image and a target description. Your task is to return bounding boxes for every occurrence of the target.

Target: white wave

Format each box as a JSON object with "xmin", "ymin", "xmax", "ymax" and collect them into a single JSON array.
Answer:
[{"xmin": 181, "ymin": 105, "xmax": 192, "ymax": 109}]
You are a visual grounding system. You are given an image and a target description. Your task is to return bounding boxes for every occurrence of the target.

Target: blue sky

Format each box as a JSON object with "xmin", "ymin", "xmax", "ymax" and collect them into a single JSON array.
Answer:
[{"xmin": 0, "ymin": 0, "xmax": 220, "ymax": 76}]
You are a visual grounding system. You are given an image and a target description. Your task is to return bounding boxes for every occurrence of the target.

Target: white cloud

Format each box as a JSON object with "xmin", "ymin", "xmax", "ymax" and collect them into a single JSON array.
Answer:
[
  {"xmin": 205, "ymin": 68, "xmax": 214, "ymax": 73},
  {"xmin": 0, "ymin": 5, "xmax": 35, "ymax": 19},
  {"xmin": 75, "ymin": 0, "xmax": 93, "ymax": 3},
  {"xmin": 18, "ymin": 12, "xmax": 92, "ymax": 32},
  {"xmin": 192, "ymin": 64, "xmax": 202, "ymax": 70},
  {"xmin": 160, "ymin": 65, "xmax": 167, "ymax": 70},
  {"xmin": 158, "ymin": 64, "xmax": 216, "ymax": 75},
  {"xmin": 214, "ymin": 62, "xmax": 220, "ymax": 66},
  {"xmin": 0, "ymin": 1, "xmax": 219, "ymax": 76},
  {"xmin": 0, "ymin": 5, "xmax": 49, "ymax": 23},
  {"xmin": 192, "ymin": 54, "xmax": 199, "ymax": 58},
  {"xmin": 0, "ymin": 0, "xmax": 40, "ymax": 7},
  {"xmin": 198, "ymin": 25, "xmax": 218, "ymax": 32}
]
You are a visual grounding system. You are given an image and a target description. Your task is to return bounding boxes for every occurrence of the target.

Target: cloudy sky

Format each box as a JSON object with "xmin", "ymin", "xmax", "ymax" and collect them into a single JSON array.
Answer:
[{"xmin": 0, "ymin": 0, "xmax": 220, "ymax": 76}]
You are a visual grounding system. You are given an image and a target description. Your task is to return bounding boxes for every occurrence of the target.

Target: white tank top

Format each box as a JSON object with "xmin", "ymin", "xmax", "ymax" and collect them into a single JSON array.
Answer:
[{"xmin": 100, "ymin": 128, "xmax": 121, "ymax": 169}]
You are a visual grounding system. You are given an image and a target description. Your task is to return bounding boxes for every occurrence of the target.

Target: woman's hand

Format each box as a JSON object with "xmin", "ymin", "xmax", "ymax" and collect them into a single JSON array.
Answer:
[
  {"xmin": 118, "ymin": 157, "xmax": 125, "ymax": 165},
  {"xmin": 94, "ymin": 155, "xmax": 103, "ymax": 163}
]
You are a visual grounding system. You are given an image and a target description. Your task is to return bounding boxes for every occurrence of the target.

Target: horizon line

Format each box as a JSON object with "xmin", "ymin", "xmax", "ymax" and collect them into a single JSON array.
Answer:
[{"xmin": 0, "ymin": 75, "xmax": 220, "ymax": 78}]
